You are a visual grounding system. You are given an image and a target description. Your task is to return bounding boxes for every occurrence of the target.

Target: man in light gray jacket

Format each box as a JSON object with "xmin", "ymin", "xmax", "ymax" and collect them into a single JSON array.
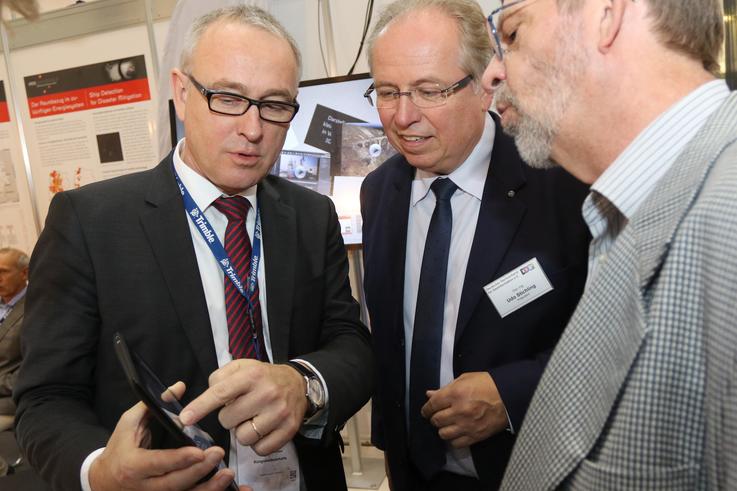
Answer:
[{"xmin": 484, "ymin": 0, "xmax": 737, "ymax": 489}]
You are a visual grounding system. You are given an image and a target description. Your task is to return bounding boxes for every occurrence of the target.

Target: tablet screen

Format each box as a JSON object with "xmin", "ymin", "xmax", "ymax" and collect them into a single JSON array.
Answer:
[{"xmin": 130, "ymin": 349, "xmax": 218, "ymax": 451}]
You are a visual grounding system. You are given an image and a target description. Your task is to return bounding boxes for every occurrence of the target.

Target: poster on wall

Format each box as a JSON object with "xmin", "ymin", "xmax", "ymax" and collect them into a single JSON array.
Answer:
[
  {"xmin": 0, "ymin": 67, "xmax": 40, "ymax": 254},
  {"xmin": 12, "ymin": 25, "xmax": 159, "ymax": 223}
]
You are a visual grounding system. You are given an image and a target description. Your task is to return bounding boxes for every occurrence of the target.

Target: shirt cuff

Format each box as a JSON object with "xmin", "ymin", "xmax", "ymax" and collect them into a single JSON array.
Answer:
[{"xmin": 80, "ymin": 447, "xmax": 105, "ymax": 491}]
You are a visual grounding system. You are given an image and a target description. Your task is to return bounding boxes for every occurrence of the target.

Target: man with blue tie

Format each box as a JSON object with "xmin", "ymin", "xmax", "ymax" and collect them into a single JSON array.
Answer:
[{"xmin": 360, "ymin": 0, "xmax": 590, "ymax": 489}]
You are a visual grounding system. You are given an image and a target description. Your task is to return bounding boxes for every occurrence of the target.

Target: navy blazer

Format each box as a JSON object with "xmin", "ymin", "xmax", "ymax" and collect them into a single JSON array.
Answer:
[{"xmin": 361, "ymin": 115, "xmax": 590, "ymax": 489}]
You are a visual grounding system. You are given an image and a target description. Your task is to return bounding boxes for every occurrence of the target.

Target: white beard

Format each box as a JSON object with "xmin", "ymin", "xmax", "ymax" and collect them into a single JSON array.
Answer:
[{"xmin": 494, "ymin": 19, "xmax": 588, "ymax": 170}]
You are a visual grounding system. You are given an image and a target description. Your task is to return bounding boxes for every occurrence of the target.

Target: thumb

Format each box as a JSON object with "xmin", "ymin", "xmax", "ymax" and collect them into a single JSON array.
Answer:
[
  {"xmin": 119, "ymin": 400, "xmax": 150, "ymax": 428},
  {"xmin": 115, "ymin": 400, "xmax": 153, "ymax": 448}
]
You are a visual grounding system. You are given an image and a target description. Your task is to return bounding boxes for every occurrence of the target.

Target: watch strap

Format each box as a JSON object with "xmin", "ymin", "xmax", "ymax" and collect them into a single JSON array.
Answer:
[
  {"xmin": 286, "ymin": 360, "xmax": 320, "ymax": 417},
  {"xmin": 285, "ymin": 360, "xmax": 314, "ymax": 378}
]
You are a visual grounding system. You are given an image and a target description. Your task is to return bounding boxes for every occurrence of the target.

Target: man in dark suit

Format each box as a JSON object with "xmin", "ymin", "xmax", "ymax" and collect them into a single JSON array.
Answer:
[
  {"xmin": 14, "ymin": 6, "xmax": 372, "ymax": 491},
  {"xmin": 360, "ymin": 1, "xmax": 589, "ymax": 489},
  {"xmin": 0, "ymin": 247, "xmax": 28, "ymax": 431}
]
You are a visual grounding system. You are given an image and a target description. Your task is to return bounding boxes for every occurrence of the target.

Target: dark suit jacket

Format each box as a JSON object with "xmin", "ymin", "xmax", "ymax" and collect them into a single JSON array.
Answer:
[
  {"xmin": 14, "ymin": 153, "xmax": 373, "ymax": 491},
  {"xmin": 0, "ymin": 296, "xmax": 23, "ymax": 415},
  {"xmin": 361, "ymin": 116, "xmax": 590, "ymax": 490}
]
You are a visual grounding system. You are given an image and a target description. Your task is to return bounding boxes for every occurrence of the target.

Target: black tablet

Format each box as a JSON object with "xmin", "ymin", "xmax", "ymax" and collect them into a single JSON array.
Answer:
[{"xmin": 113, "ymin": 332, "xmax": 238, "ymax": 491}]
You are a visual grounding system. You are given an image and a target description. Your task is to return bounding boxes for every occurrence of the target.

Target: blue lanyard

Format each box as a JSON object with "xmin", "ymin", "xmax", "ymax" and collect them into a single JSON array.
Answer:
[{"xmin": 172, "ymin": 164, "xmax": 264, "ymax": 359}]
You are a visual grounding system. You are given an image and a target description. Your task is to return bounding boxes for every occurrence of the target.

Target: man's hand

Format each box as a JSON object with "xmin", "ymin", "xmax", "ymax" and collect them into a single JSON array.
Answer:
[
  {"xmin": 180, "ymin": 360, "xmax": 308, "ymax": 456},
  {"xmin": 420, "ymin": 372, "xmax": 508, "ymax": 448},
  {"xmin": 89, "ymin": 382, "xmax": 239, "ymax": 491}
]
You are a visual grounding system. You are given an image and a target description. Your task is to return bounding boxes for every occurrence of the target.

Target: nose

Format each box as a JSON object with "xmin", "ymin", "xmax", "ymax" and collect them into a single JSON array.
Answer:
[
  {"xmin": 392, "ymin": 94, "xmax": 422, "ymax": 129},
  {"xmin": 237, "ymin": 104, "xmax": 264, "ymax": 142},
  {"xmin": 482, "ymin": 55, "xmax": 506, "ymax": 96}
]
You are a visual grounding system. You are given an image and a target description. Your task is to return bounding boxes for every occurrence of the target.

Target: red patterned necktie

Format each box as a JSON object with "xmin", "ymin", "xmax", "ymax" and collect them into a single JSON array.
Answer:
[{"xmin": 212, "ymin": 196, "xmax": 264, "ymax": 360}]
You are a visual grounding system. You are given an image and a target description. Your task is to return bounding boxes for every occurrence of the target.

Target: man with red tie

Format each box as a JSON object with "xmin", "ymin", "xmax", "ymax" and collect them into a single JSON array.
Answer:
[{"xmin": 15, "ymin": 6, "xmax": 372, "ymax": 491}]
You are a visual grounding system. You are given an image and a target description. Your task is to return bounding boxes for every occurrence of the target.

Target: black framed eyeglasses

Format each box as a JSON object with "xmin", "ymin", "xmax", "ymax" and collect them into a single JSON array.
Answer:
[
  {"xmin": 487, "ymin": 0, "xmax": 527, "ymax": 61},
  {"xmin": 186, "ymin": 74, "xmax": 300, "ymax": 124},
  {"xmin": 363, "ymin": 74, "xmax": 474, "ymax": 109}
]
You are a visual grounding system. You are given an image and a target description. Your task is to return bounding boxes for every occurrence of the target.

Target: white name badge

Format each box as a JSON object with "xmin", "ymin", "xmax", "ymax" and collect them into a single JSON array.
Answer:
[
  {"xmin": 236, "ymin": 440, "xmax": 300, "ymax": 491},
  {"xmin": 484, "ymin": 257, "xmax": 553, "ymax": 318}
]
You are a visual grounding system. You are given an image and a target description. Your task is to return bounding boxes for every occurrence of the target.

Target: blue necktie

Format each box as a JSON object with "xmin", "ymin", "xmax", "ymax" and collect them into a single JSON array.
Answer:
[{"xmin": 408, "ymin": 177, "xmax": 458, "ymax": 479}]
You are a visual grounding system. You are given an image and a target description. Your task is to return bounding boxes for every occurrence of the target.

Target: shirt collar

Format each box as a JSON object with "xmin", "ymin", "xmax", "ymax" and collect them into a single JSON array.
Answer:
[
  {"xmin": 2, "ymin": 285, "xmax": 26, "ymax": 308},
  {"xmin": 590, "ymin": 79, "xmax": 730, "ymax": 223},
  {"xmin": 411, "ymin": 113, "xmax": 495, "ymax": 206},
  {"xmin": 173, "ymin": 138, "xmax": 258, "ymax": 212}
]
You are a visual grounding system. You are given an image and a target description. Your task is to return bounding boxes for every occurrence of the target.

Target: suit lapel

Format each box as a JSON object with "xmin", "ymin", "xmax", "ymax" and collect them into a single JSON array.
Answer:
[
  {"xmin": 504, "ymin": 226, "xmax": 646, "ymax": 489},
  {"xmin": 384, "ymin": 161, "xmax": 413, "ymax": 349},
  {"xmin": 258, "ymin": 178, "xmax": 296, "ymax": 363},
  {"xmin": 635, "ymin": 92, "xmax": 737, "ymax": 290},
  {"xmin": 0, "ymin": 297, "xmax": 23, "ymax": 343},
  {"xmin": 139, "ymin": 157, "xmax": 219, "ymax": 378},
  {"xmin": 456, "ymin": 121, "xmax": 526, "ymax": 342}
]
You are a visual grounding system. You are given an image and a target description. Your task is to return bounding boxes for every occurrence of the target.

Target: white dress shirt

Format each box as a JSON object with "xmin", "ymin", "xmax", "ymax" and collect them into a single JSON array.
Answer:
[{"xmin": 403, "ymin": 113, "xmax": 495, "ymax": 478}]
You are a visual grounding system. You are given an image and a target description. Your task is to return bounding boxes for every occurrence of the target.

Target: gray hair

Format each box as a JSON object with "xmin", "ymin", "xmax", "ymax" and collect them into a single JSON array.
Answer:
[
  {"xmin": 367, "ymin": 0, "xmax": 492, "ymax": 83},
  {"xmin": 180, "ymin": 5, "xmax": 302, "ymax": 79},
  {"xmin": 0, "ymin": 247, "xmax": 29, "ymax": 269},
  {"xmin": 558, "ymin": 0, "xmax": 724, "ymax": 75}
]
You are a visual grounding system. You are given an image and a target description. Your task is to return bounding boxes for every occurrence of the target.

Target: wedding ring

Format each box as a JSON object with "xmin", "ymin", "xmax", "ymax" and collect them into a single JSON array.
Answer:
[{"xmin": 249, "ymin": 419, "xmax": 264, "ymax": 440}]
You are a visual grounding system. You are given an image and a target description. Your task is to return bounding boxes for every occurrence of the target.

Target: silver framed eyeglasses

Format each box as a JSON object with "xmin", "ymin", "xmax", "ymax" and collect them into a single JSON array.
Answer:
[
  {"xmin": 363, "ymin": 74, "xmax": 474, "ymax": 109},
  {"xmin": 487, "ymin": 0, "xmax": 527, "ymax": 61},
  {"xmin": 187, "ymin": 74, "xmax": 300, "ymax": 124}
]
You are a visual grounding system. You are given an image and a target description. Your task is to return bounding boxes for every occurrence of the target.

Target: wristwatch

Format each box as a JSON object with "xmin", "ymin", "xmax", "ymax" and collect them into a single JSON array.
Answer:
[{"xmin": 286, "ymin": 360, "xmax": 325, "ymax": 418}]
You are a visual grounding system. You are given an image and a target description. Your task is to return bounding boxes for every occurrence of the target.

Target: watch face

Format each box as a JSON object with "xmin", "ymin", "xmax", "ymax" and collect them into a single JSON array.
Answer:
[{"xmin": 306, "ymin": 377, "xmax": 325, "ymax": 408}]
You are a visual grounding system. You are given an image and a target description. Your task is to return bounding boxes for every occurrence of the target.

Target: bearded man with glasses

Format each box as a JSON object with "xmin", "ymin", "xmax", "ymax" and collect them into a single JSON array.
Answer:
[
  {"xmin": 360, "ymin": 0, "xmax": 590, "ymax": 489},
  {"xmin": 483, "ymin": 0, "xmax": 737, "ymax": 490}
]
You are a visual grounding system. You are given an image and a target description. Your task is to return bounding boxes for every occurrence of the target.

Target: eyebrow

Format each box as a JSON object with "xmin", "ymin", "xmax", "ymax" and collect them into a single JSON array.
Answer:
[
  {"xmin": 373, "ymin": 77, "xmax": 450, "ymax": 88},
  {"xmin": 207, "ymin": 78, "xmax": 296, "ymax": 100},
  {"xmin": 499, "ymin": 6, "xmax": 527, "ymax": 33}
]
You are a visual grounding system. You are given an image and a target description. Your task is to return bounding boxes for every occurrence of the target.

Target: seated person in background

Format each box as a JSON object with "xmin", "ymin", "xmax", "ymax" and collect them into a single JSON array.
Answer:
[{"xmin": 0, "ymin": 247, "xmax": 29, "ymax": 432}]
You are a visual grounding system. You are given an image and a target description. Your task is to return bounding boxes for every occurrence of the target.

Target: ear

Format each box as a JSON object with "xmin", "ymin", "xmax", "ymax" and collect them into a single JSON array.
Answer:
[
  {"xmin": 598, "ymin": 0, "xmax": 627, "ymax": 53},
  {"xmin": 170, "ymin": 68, "xmax": 188, "ymax": 122}
]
